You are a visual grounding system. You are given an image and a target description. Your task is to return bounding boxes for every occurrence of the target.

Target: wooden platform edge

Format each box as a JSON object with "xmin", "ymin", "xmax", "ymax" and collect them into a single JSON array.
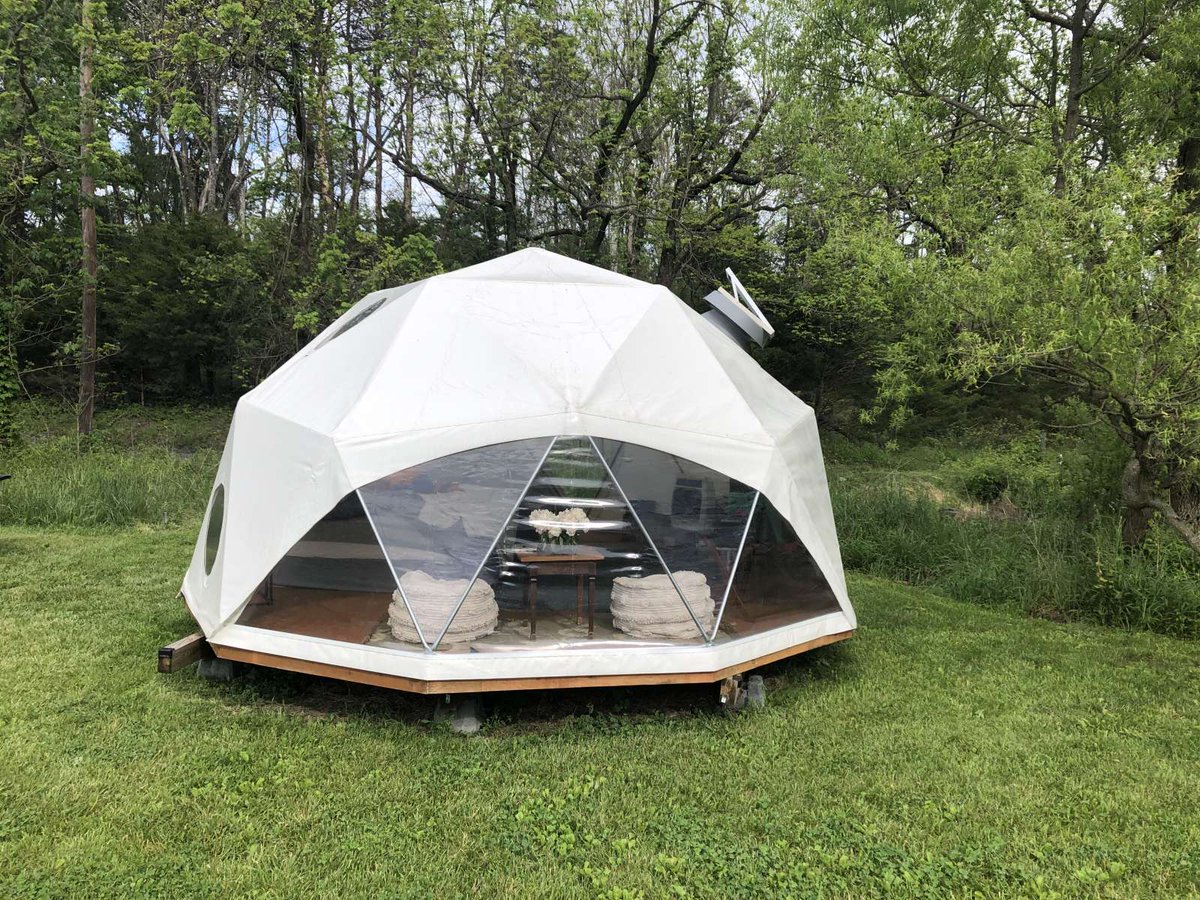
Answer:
[
  {"xmin": 210, "ymin": 630, "xmax": 853, "ymax": 694},
  {"xmin": 158, "ymin": 632, "xmax": 213, "ymax": 673}
]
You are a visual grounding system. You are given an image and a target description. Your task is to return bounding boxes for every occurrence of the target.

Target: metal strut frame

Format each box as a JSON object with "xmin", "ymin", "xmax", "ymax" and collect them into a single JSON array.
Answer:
[
  {"xmin": 430, "ymin": 437, "xmax": 558, "ymax": 650},
  {"xmin": 708, "ymin": 490, "xmax": 760, "ymax": 643},
  {"xmin": 358, "ymin": 487, "xmax": 431, "ymax": 650},
  {"xmin": 586, "ymin": 435, "xmax": 710, "ymax": 642}
]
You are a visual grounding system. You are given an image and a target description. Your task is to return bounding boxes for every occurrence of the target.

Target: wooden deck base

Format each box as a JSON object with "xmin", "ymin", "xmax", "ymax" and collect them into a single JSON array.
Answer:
[
  {"xmin": 210, "ymin": 630, "xmax": 853, "ymax": 694},
  {"xmin": 157, "ymin": 632, "xmax": 213, "ymax": 673}
]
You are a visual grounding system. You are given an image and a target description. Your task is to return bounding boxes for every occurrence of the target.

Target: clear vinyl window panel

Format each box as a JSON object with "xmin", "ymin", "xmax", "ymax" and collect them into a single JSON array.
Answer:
[
  {"xmin": 204, "ymin": 484, "xmax": 225, "ymax": 575},
  {"xmin": 321, "ymin": 283, "xmax": 416, "ymax": 345},
  {"xmin": 236, "ymin": 436, "xmax": 838, "ymax": 652},
  {"xmin": 237, "ymin": 438, "xmax": 550, "ymax": 648},
  {"xmin": 236, "ymin": 491, "xmax": 396, "ymax": 642},
  {"xmin": 480, "ymin": 436, "xmax": 709, "ymax": 649},
  {"xmin": 717, "ymin": 498, "xmax": 841, "ymax": 637},
  {"xmin": 358, "ymin": 438, "xmax": 553, "ymax": 647},
  {"xmin": 594, "ymin": 438, "xmax": 755, "ymax": 623}
]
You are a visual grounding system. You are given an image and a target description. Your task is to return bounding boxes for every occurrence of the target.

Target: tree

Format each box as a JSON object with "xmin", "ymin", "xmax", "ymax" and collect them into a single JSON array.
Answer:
[
  {"xmin": 893, "ymin": 158, "xmax": 1200, "ymax": 554},
  {"xmin": 78, "ymin": 0, "xmax": 98, "ymax": 434},
  {"xmin": 784, "ymin": 0, "xmax": 1200, "ymax": 552}
]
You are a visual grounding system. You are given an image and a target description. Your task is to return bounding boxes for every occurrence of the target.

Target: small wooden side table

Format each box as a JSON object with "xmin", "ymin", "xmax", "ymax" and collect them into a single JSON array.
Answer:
[{"xmin": 516, "ymin": 551, "xmax": 603, "ymax": 640}]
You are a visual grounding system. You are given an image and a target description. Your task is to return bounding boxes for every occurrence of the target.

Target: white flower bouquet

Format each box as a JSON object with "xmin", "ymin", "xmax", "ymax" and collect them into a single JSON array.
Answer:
[{"xmin": 529, "ymin": 506, "xmax": 590, "ymax": 546}]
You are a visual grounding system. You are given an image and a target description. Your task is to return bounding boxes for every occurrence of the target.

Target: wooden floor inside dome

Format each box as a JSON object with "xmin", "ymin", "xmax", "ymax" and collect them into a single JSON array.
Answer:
[
  {"xmin": 236, "ymin": 584, "xmax": 845, "ymax": 651},
  {"xmin": 238, "ymin": 587, "xmax": 391, "ymax": 644}
]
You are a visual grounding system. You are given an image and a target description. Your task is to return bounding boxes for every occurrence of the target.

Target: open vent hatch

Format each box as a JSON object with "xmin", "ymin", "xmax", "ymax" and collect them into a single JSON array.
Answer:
[{"xmin": 703, "ymin": 269, "xmax": 775, "ymax": 350}]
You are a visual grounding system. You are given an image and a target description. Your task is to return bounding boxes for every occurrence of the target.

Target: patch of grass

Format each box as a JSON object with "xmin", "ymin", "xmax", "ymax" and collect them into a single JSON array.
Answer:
[
  {"xmin": 0, "ymin": 443, "xmax": 218, "ymax": 528},
  {"xmin": 1, "ymin": 528, "xmax": 1198, "ymax": 896},
  {"xmin": 822, "ymin": 434, "xmax": 954, "ymax": 473},
  {"xmin": 0, "ymin": 402, "xmax": 225, "ymax": 528},
  {"xmin": 9, "ymin": 400, "xmax": 231, "ymax": 453}
]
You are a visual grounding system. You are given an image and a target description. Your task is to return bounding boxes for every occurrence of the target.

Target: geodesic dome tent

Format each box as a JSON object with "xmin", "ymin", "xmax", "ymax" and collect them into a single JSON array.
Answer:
[{"xmin": 182, "ymin": 248, "xmax": 854, "ymax": 692}]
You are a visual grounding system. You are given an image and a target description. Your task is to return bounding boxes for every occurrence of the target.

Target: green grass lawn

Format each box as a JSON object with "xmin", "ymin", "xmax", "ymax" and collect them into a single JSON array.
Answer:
[{"xmin": 1, "ymin": 527, "xmax": 1198, "ymax": 898}]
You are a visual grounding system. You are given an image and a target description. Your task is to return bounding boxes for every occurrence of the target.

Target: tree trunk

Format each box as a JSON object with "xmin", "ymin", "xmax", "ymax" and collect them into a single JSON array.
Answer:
[
  {"xmin": 198, "ymin": 87, "xmax": 221, "ymax": 213},
  {"xmin": 628, "ymin": 137, "xmax": 652, "ymax": 276},
  {"xmin": 345, "ymin": 0, "xmax": 361, "ymax": 220},
  {"xmin": 484, "ymin": 169, "xmax": 498, "ymax": 253},
  {"xmin": 287, "ymin": 49, "xmax": 316, "ymax": 255},
  {"xmin": 1168, "ymin": 134, "xmax": 1200, "ymax": 249},
  {"xmin": 314, "ymin": 37, "xmax": 335, "ymax": 227},
  {"xmin": 78, "ymin": 0, "xmax": 98, "ymax": 436},
  {"xmin": 1120, "ymin": 454, "xmax": 1200, "ymax": 556},
  {"xmin": 402, "ymin": 69, "xmax": 414, "ymax": 223},
  {"xmin": 1053, "ymin": 0, "xmax": 1089, "ymax": 194},
  {"xmin": 1176, "ymin": 136, "xmax": 1200, "ymax": 213},
  {"xmin": 373, "ymin": 69, "xmax": 384, "ymax": 231},
  {"xmin": 502, "ymin": 149, "xmax": 518, "ymax": 250},
  {"xmin": 656, "ymin": 180, "xmax": 688, "ymax": 288},
  {"xmin": 1120, "ymin": 456, "xmax": 1153, "ymax": 547}
]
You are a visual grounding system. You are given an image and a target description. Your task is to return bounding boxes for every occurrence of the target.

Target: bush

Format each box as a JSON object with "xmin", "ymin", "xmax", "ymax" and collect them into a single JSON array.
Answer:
[
  {"xmin": 953, "ymin": 455, "xmax": 1011, "ymax": 504},
  {"xmin": 831, "ymin": 474, "xmax": 1200, "ymax": 639},
  {"xmin": 0, "ymin": 442, "xmax": 218, "ymax": 528},
  {"xmin": 944, "ymin": 440, "xmax": 1066, "ymax": 512},
  {"xmin": 0, "ymin": 403, "xmax": 224, "ymax": 528}
]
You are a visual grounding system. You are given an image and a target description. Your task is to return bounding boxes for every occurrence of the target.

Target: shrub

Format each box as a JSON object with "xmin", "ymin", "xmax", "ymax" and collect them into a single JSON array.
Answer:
[
  {"xmin": 944, "ymin": 440, "xmax": 1064, "ymax": 512},
  {"xmin": 953, "ymin": 454, "xmax": 1011, "ymax": 504},
  {"xmin": 0, "ymin": 439, "xmax": 217, "ymax": 528},
  {"xmin": 831, "ymin": 475, "xmax": 1200, "ymax": 639}
]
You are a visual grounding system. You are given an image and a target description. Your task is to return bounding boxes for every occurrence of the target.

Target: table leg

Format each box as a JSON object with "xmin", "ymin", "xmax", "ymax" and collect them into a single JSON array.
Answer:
[
  {"xmin": 529, "ymin": 567, "xmax": 538, "ymax": 641},
  {"xmin": 576, "ymin": 575, "xmax": 583, "ymax": 625},
  {"xmin": 588, "ymin": 574, "xmax": 596, "ymax": 638}
]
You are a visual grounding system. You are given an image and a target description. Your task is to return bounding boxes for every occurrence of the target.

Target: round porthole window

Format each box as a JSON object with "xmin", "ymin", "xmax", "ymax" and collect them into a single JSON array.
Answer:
[{"xmin": 204, "ymin": 484, "xmax": 225, "ymax": 575}]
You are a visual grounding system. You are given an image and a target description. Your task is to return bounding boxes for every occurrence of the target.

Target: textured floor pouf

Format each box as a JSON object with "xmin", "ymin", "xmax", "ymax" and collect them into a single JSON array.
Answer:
[
  {"xmin": 611, "ymin": 571, "xmax": 715, "ymax": 640},
  {"xmin": 389, "ymin": 570, "xmax": 499, "ymax": 646}
]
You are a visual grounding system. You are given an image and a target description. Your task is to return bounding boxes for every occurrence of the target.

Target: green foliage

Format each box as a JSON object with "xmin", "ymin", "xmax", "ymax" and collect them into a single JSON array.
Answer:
[
  {"xmin": 773, "ymin": 0, "xmax": 1200, "ymax": 552},
  {"xmin": 0, "ymin": 401, "xmax": 227, "ymax": 527},
  {"xmin": 945, "ymin": 441, "xmax": 1061, "ymax": 510},
  {"xmin": 98, "ymin": 218, "xmax": 284, "ymax": 399},
  {"xmin": 292, "ymin": 230, "xmax": 443, "ymax": 336},
  {"xmin": 889, "ymin": 158, "xmax": 1200, "ymax": 463},
  {"xmin": 831, "ymin": 472, "xmax": 1200, "ymax": 638},
  {"xmin": 952, "ymin": 455, "xmax": 1010, "ymax": 505},
  {"xmin": 1088, "ymin": 518, "xmax": 1200, "ymax": 636},
  {"xmin": 0, "ymin": 318, "xmax": 18, "ymax": 446}
]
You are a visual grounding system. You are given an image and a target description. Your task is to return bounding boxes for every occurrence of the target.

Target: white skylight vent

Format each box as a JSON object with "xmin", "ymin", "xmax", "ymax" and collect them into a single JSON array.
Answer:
[{"xmin": 702, "ymin": 269, "xmax": 775, "ymax": 350}]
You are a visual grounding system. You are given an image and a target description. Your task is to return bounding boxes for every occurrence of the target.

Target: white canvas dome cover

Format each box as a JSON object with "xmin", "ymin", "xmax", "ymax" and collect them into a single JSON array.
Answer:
[{"xmin": 183, "ymin": 248, "xmax": 854, "ymax": 685}]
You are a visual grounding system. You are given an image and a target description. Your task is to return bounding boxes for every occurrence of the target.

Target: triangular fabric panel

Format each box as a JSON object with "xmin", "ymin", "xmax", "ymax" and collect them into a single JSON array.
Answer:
[
  {"xmin": 332, "ymin": 278, "xmax": 652, "ymax": 441},
  {"xmin": 440, "ymin": 246, "xmax": 643, "ymax": 286},
  {"xmin": 446, "ymin": 436, "xmax": 711, "ymax": 646},
  {"xmin": 357, "ymin": 437, "xmax": 553, "ymax": 647},
  {"xmin": 581, "ymin": 294, "xmax": 776, "ymax": 445}
]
